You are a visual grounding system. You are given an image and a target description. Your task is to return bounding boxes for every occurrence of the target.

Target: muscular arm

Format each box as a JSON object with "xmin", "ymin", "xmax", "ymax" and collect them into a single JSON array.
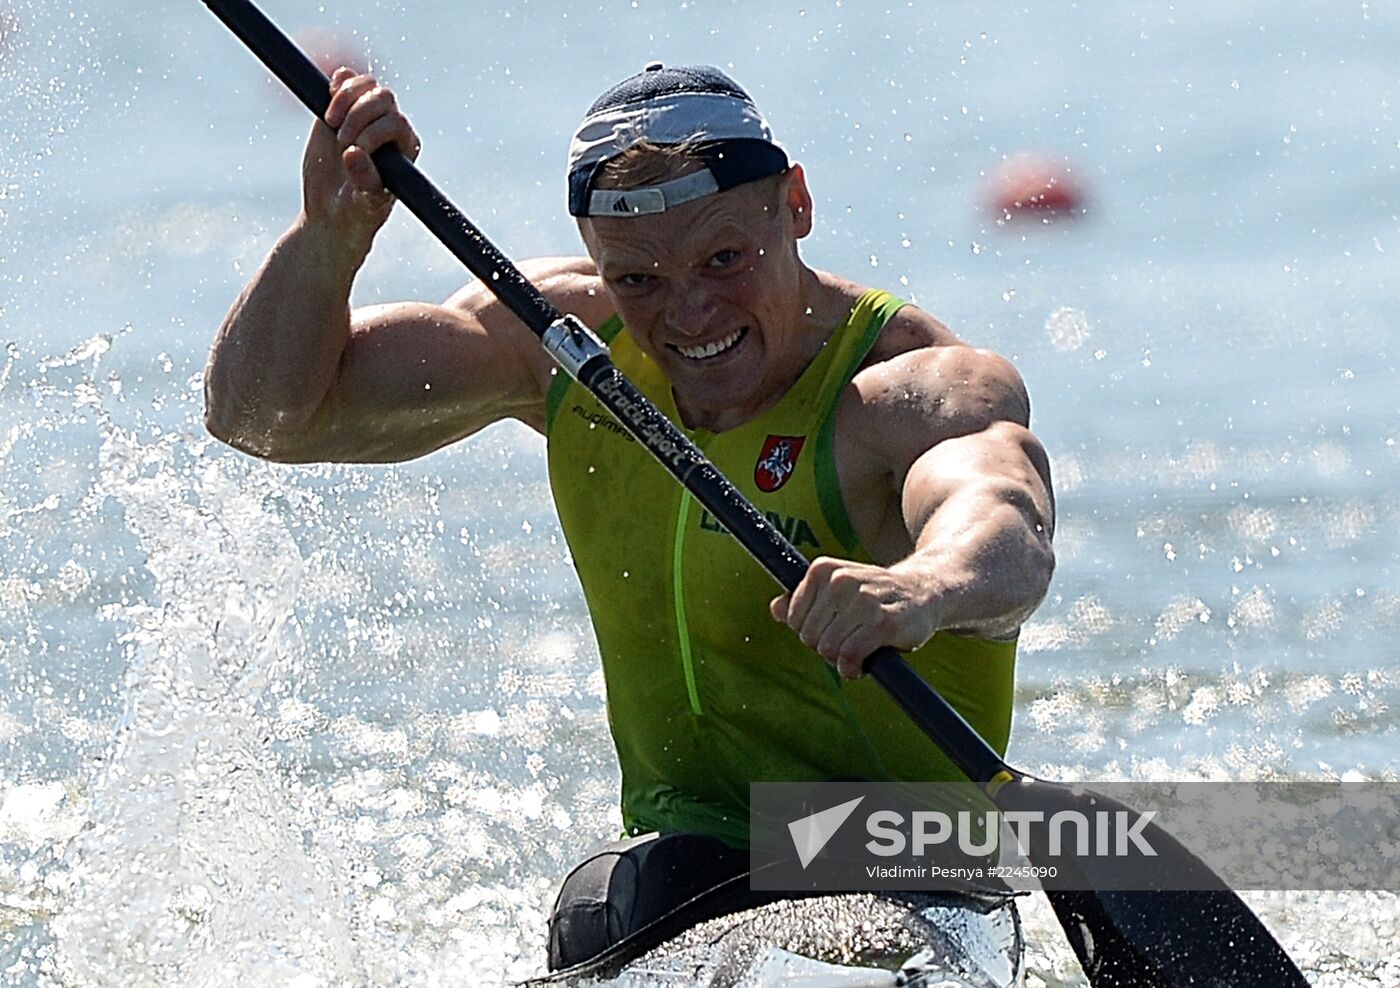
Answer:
[
  {"xmin": 894, "ymin": 418, "xmax": 1055, "ymax": 638},
  {"xmin": 204, "ymin": 216, "xmax": 363, "ymax": 459},
  {"xmin": 206, "ymin": 242, "xmax": 598, "ymax": 462},
  {"xmin": 772, "ymin": 340, "xmax": 1055, "ymax": 677},
  {"xmin": 204, "ymin": 67, "xmax": 609, "ymax": 463}
]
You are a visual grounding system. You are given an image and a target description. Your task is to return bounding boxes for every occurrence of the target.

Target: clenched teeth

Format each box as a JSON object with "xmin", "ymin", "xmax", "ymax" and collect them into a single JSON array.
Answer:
[{"xmin": 677, "ymin": 328, "xmax": 745, "ymax": 360}]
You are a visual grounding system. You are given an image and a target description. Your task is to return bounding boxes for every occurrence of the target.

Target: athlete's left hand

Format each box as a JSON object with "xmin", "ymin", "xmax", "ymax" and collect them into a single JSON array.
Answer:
[{"xmin": 769, "ymin": 556, "xmax": 943, "ymax": 679}]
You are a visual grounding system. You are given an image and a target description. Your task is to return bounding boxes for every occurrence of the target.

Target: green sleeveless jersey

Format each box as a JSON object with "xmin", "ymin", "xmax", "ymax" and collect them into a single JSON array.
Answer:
[{"xmin": 544, "ymin": 289, "xmax": 1016, "ymax": 847}]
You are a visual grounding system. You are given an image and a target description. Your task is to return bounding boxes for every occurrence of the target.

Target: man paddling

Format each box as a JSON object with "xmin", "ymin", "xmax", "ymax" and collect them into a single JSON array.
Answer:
[{"xmin": 204, "ymin": 63, "xmax": 1056, "ymax": 969}]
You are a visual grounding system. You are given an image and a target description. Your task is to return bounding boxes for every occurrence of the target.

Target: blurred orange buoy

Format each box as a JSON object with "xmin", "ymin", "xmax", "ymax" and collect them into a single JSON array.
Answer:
[
  {"xmin": 985, "ymin": 154, "xmax": 1087, "ymax": 222},
  {"xmin": 292, "ymin": 27, "xmax": 368, "ymax": 78},
  {"xmin": 270, "ymin": 28, "xmax": 373, "ymax": 110}
]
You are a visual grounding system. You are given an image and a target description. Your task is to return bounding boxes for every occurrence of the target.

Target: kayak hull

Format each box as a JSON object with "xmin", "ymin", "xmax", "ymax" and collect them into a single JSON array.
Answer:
[{"xmin": 522, "ymin": 890, "xmax": 1024, "ymax": 987}]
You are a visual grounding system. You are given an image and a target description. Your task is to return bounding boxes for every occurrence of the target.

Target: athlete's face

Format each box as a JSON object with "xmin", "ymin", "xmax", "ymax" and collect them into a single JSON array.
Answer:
[{"xmin": 579, "ymin": 166, "xmax": 815, "ymax": 432}]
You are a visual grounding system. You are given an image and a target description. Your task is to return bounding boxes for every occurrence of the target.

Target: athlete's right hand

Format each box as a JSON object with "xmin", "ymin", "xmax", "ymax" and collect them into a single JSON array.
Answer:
[{"xmin": 301, "ymin": 67, "xmax": 422, "ymax": 246}]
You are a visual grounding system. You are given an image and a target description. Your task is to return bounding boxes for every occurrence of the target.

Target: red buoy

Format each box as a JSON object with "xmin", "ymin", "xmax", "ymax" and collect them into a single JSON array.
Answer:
[
  {"xmin": 292, "ymin": 27, "xmax": 368, "ymax": 78},
  {"xmin": 985, "ymin": 154, "xmax": 1087, "ymax": 222}
]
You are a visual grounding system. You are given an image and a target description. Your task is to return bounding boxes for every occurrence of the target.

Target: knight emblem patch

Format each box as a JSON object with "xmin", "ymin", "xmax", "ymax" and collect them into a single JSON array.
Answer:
[{"xmin": 754, "ymin": 435, "xmax": 806, "ymax": 493}]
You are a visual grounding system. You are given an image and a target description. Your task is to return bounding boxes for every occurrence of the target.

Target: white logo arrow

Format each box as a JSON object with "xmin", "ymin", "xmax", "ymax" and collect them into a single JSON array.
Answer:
[{"xmin": 788, "ymin": 796, "xmax": 865, "ymax": 869}]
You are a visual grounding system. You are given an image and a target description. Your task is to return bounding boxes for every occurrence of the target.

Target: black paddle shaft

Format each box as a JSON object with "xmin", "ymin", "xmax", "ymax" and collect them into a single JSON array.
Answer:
[
  {"xmin": 201, "ymin": 0, "xmax": 558, "ymax": 335},
  {"xmin": 198, "ymin": 0, "xmax": 1010, "ymax": 789}
]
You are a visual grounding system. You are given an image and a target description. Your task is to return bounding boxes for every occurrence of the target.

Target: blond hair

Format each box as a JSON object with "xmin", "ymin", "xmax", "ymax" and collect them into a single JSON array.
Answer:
[{"xmin": 592, "ymin": 139, "xmax": 708, "ymax": 190}]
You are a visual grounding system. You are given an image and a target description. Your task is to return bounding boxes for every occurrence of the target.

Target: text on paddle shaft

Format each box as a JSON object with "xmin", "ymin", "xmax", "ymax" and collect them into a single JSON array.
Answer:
[{"xmin": 595, "ymin": 376, "xmax": 692, "ymax": 471}]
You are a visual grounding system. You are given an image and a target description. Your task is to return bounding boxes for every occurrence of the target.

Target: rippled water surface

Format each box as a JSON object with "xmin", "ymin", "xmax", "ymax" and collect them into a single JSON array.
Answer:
[{"xmin": 0, "ymin": 1, "xmax": 1396, "ymax": 984}]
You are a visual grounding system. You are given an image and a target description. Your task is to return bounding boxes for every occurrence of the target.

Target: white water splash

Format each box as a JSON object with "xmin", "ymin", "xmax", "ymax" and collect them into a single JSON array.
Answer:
[{"xmin": 48, "ymin": 382, "xmax": 361, "ymax": 986}]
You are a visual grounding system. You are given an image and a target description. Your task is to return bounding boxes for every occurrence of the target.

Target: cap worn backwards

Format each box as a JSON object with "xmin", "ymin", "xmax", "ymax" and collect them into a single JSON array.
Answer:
[{"xmin": 567, "ymin": 63, "xmax": 789, "ymax": 218}]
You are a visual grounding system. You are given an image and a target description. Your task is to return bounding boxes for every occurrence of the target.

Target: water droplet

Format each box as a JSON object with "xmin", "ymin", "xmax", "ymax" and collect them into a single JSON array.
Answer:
[{"xmin": 1044, "ymin": 306, "xmax": 1090, "ymax": 351}]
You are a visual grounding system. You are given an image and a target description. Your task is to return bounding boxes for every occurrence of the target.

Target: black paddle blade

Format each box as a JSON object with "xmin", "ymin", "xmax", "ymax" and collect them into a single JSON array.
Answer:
[
  {"xmin": 1045, "ymin": 889, "xmax": 1308, "ymax": 988},
  {"xmin": 994, "ymin": 777, "xmax": 1310, "ymax": 987}
]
